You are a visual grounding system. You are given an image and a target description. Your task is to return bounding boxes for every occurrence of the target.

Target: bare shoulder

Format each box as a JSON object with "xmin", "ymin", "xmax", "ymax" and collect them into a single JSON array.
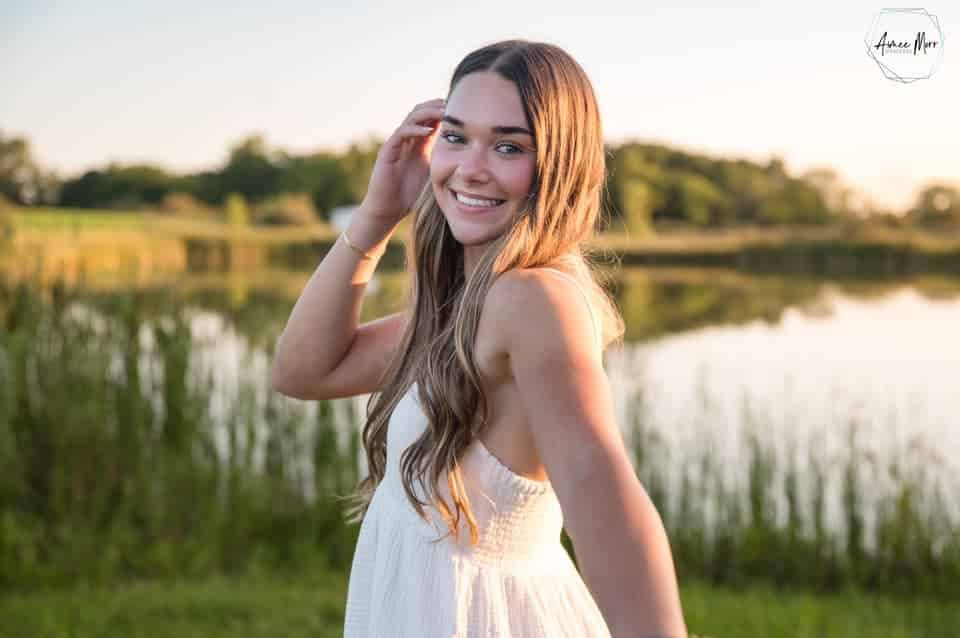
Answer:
[
  {"xmin": 487, "ymin": 267, "xmax": 600, "ymax": 365},
  {"xmin": 488, "ymin": 267, "xmax": 618, "ymax": 495}
]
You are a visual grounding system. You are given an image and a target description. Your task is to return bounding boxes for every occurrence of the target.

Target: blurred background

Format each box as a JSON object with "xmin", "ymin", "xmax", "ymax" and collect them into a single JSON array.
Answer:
[{"xmin": 1, "ymin": 2, "xmax": 958, "ymax": 637}]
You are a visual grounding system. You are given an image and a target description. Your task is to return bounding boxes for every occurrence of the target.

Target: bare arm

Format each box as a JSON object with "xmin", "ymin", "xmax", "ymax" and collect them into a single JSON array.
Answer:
[
  {"xmin": 497, "ymin": 270, "xmax": 688, "ymax": 638},
  {"xmin": 271, "ymin": 98, "xmax": 445, "ymax": 400},
  {"xmin": 270, "ymin": 208, "xmax": 400, "ymax": 400}
]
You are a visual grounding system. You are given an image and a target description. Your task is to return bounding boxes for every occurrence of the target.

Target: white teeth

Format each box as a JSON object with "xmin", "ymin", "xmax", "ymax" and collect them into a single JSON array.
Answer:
[{"xmin": 455, "ymin": 191, "xmax": 504, "ymax": 207}]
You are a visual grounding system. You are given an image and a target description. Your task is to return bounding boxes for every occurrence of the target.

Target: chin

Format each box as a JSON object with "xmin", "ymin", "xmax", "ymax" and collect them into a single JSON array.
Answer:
[{"xmin": 452, "ymin": 225, "xmax": 511, "ymax": 248}]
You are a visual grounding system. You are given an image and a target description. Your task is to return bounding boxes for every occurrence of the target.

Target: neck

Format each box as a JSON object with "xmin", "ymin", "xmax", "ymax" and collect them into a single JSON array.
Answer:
[{"xmin": 463, "ymin": 245, "xmax": 481, "ymax": 279}]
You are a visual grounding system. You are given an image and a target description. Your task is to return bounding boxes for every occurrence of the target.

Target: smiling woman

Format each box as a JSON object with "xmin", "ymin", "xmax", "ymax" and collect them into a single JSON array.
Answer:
[
  {"xmin": 430, "ymin": 71, "xmax": 539, "ymax": 272},
  {"xmin": 272, "ymin": 39, "xmax": 687, "ymax": 638}
]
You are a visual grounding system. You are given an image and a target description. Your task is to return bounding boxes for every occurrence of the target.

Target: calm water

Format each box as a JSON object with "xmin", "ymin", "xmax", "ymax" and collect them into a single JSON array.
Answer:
[
  {"xmin": 610, "ymin": 282, "xmax": 958, "ymax": 456},
  {"xmin": 50, "ymin": 266, "xmax": 960, "ymax": 535},
  {"xmin": 159, "ymin": 266, "xmax": 956, "ymax": 495}
]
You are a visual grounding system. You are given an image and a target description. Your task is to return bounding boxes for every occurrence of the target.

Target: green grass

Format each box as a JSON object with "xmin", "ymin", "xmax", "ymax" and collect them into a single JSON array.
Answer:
[
  {"xmin": 14, "ymin": 207, "xmax": 960, "ymax": 272},
  {"xmin": 0, "ymin": 570, "xmax": 348, "ymax": 638},
  {"xmin": 11, "ymin": 207, "xmax": 337, "ymax": 242},
  {"xmin": 12, "ymin": 207, "xmax": 151, "ymax": 231},
  {"xmin": 1, "ymin": 571, "xmax": 955, "ymax": 638},
  {"xmin": 679, "ymin": 577, "xmax": 959, "ymax": 638}
]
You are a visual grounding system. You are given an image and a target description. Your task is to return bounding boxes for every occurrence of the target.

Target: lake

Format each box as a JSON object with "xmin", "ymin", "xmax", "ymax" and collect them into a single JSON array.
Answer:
[
  {"xmin": 5, "ymin": 261, "xmax": 958, "ymax": 557},
  {"xmin": 129, "ymin": 265, "xmax": 955, "ymax": 546}
]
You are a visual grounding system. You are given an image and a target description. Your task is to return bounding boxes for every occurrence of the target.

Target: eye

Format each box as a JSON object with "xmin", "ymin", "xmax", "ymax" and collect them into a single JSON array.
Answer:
[
  {"xmin": 440, "ymin": 131, "xmax": 464, "ymax": 144},
  {"xmin": 440, "ymin": 130, "xmax": 524, "ymax": 155}
]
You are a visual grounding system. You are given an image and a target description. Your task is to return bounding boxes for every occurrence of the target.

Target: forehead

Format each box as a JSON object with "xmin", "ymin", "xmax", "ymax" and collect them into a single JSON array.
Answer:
[{"xmin": 446, "ymin": 71, "xmax": 528, "ymax": 130}]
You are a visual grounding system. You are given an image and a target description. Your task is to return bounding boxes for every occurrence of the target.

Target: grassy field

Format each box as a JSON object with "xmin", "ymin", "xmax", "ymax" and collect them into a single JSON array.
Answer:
[
  {"xmin": 1, "ymin": 569, "xmax": 955, "ymax": 638},
  {"xmin": 10, "ymin": 206, "xmax": 960, "ymax": 273},
  {"xmin": 12, "ymin": 206, "xmax": 959, "ymax": 244},
  {"xmin": 10, "ymin": 208, "xmax": 152, "ymax": 231},
  {"xmin": 10, "ymin": 207, "xmax": 338, "ymax": 242}
]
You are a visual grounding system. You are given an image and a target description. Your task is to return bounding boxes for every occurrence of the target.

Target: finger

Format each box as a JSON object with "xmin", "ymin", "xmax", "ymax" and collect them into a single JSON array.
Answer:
[
  {"xmin": 409, "ymin": 98, "xmax": 445, "ymax": 112},
  {"xmin": 402, "ymin": 99, "xmax": 445, "ymax": 127},
  {"xmin": 381, "ymin": 124, "xmax": 437, "ymax": 163},
  {"xmin": 396, "ymin": 123, "xmax": 437, "ymax": 138},
  {"xmin": 386, "ymin": 122, "xmax": 434, "ymax": 148},
  {"xmin": 420, "ymin": 127, "xmax": 440, "ymax": 160},
  {"xmin": 404, "ymin": 103, "xmax": 446, "ymax": 127}
]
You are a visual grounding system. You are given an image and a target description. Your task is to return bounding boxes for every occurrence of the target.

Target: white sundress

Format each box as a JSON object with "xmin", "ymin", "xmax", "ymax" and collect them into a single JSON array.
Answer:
[{"xmin": 343, "ymin": 268, "xmax": 612, "ymax": 637}]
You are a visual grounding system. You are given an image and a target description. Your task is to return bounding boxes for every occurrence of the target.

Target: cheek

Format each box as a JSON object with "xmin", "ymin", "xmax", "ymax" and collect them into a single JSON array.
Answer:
[
  {"xmin": 507, "ymin": 160, "xmax": 536, "ymax": 197},
  {"xmin": 429, "ymin": 149, "xmax": 453, "ymax": 186}
]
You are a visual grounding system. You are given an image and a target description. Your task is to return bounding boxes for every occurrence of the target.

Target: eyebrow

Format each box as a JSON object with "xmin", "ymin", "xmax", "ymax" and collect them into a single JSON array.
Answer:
[{"xmin": 441, "ymin": 115, "xmax": 533, "ymax": 137}]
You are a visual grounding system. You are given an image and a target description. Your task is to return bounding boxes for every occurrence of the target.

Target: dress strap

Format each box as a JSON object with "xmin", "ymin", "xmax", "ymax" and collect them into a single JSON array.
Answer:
[{"xmin": 537, "ymin": 268, "xmax": 601, "ymax": 350}]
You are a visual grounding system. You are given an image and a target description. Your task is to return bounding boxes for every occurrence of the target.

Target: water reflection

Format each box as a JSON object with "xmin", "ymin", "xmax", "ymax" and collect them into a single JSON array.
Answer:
[
  {"xmin": 11, "ymin": 264, "xmax": 960, "ymax": 535},
  {"xmin": 8, "ymin": 257, "xmax": 958, "ymax": 594},
  {"xmin": 614, "ymin": 285, "xmax": 960, "ymax": 455},
  {"xmin": 146, "ymin": 267, "xmax": 960, "ymax": 518},
  {"xmin": 606, "ymin": 284, "xmax": 960, "ymax": 537}
]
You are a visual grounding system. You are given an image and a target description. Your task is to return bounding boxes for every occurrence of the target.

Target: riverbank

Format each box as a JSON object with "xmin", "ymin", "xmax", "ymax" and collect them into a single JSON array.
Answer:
[{"xmin": 7, "ymin": 208, "xmax": 960, "ymax": 280}]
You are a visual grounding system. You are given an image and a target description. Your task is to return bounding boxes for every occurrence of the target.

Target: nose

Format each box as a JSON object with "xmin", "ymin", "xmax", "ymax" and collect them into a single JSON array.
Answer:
[{"xmin": 456, "ymin": 145, "xmax": 490, "ymax": 183}]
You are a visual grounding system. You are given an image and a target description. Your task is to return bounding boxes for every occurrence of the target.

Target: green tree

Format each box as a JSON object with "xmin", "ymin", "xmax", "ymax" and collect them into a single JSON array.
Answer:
[
  {"xmin": 673, "ymin": 174, "xmax": 731, "ymax": 227},
  {"xmin": 340, "ymin": 137, "xmax": 381, "ymax": 203},
  {"xmin": 619, "ymin": 179, "xmax": 656, "ymax": 235},
  {"xmin": 906, "ymin": 183, "xmax": 960, "ymax": 229},
  {"xmin": 176, "ymin": 170, "xmax": 222, "ymax": 206},
  {"xmin": 0, "ymin": 193, "xmax": 15, "ymax": 244},
  {"xmin": 803, "ymin": 167, "xmax": 853, "ymax": 217},
  {"xmin": 608, "ymin": 145, "xmax": 667, "ymax": 232},
  {"xmin": 59, "ymin": 164, "xmax": 174, "ymax": 209},
  {"xmin": 0, "ymin": 130, "xmax": 59, "ymax": 205},
  {"xmin": 760, "ymin": 178, "xmax": 830, "ymax": 225},
  {"xmin": 219, "ymin": 134, "xmax": 283, "ymax": 203},
  {"xmin": 275, "ymin": 152, "xmax": 353, "ymax": 221},
  {"xmin": 225, "ymin": 192, "xmax": 250, "ymax": 227}
]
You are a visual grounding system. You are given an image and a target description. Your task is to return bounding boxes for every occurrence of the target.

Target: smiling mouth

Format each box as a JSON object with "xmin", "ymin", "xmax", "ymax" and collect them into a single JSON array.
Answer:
[{"xmin": 450, "ymin": 189, "xmax": 506, "ymax": 207}]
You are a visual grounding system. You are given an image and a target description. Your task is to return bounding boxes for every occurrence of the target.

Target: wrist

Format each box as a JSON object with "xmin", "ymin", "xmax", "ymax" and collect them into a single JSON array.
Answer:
[
  {"xmin": 355, "ymin": 201, "xmax": 404, "ymax": 227},
  {"xmin": 345, "ymin": 210, "xmax": 396, "ymax": 257}
]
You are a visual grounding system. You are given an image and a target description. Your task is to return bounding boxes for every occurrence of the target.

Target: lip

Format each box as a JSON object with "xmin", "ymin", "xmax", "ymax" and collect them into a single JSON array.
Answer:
[
  {"xmin": 449, "ymin": 188, "xmax": 506, "ymax": 214},
  {"xmin": 450, "ymin": 188, "xmax": 507, "ymax": 206},
  {"xmin": 450, "ymin": 188, "xmax": 505, "ymax": 203}
]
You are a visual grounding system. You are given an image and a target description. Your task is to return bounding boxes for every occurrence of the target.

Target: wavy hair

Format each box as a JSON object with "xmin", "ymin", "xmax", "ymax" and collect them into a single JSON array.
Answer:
[{"xmin": 341, "ymin": 39, "xmax": 625, "ymax": 545}]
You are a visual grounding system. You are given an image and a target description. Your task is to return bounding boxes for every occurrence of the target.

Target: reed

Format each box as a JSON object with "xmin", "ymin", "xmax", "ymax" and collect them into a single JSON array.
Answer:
[
  {"xmin": 625, "ymin": 383, "xmax": 960, "ymax": 600},
  {"xmin": 1, "ymin": 275, "xmax": 956, "ymax": 602}
]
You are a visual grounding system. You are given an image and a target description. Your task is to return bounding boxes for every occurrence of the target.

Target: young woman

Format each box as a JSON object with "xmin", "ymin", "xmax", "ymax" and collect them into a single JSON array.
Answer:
[{"xmin": 272, "ymin": 40, "xmax": 688, "ymax": 638}]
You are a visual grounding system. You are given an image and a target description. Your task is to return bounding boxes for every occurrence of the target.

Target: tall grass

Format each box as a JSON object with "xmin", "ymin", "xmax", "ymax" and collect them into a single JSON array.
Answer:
[
  {"xmin": 1, "ymin": 275, "xmax": 956, "ymax": 601},
  {"xmin": 625, "ymin": 383, "xmax": 960, "ymax": 600},
  {"xmin": 0, "ymin": 276, "xmax": 360, "ymax": 591}
]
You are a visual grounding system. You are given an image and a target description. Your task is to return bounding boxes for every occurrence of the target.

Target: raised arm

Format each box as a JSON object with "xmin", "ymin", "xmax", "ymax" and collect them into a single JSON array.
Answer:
[
  {"xmin": 271, "ymin": 98, "xmax": 445, "ymax": 400},
  {"xmin": 270, "ymin": 209, "xmax": 402, "ymax": 400},
  {"xmin": 495, "ymin": 269, "xmax": 688, "ymax": 638}
]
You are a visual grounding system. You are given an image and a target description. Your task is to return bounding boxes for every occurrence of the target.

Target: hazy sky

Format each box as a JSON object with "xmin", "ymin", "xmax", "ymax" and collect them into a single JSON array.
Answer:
[{"xmin": 2, "ymin": 1, "xmax": 956, "ymax": 210}]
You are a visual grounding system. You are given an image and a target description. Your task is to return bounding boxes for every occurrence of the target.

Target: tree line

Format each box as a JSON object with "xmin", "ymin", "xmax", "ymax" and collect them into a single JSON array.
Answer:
[{"xmin": 1, "ymin": 129, "xmax": 958, "ymax": 232}]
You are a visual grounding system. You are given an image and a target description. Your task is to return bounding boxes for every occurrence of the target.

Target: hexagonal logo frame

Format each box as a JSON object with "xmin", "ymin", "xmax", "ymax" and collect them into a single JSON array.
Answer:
[{"xmin": 865, "ymin": 8, "xmax": 945, "ymax": 83}]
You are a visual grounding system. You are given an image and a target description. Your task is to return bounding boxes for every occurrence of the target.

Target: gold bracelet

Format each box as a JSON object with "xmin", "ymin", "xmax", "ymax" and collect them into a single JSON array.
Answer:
[{"xmin": 341, "ymin": 230, "xmax": 384, "ymax": 260}]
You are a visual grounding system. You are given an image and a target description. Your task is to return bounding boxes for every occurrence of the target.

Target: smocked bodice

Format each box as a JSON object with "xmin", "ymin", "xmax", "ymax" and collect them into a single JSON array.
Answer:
[{"xmin": 375, "ymin": 381, "xmax": 564, "ymax": 567}]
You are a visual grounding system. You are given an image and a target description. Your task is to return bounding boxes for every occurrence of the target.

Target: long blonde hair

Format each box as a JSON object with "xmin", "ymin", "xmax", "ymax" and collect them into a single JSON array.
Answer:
[{"xmin": 341, "ymin": 39, "xmax": 625, "ymax": 545}]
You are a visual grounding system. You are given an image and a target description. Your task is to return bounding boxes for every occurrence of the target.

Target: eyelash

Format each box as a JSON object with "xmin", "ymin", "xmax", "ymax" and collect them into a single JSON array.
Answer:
[{"xmin": 440, "ymin": 131, "xmax": 524, "ymax": 155}]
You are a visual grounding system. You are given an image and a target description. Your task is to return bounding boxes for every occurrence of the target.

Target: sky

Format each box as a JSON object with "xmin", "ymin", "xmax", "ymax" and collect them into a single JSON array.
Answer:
[{"xmin": 2, "ymin": 0, "xmax": 956, "ymax": 211}]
